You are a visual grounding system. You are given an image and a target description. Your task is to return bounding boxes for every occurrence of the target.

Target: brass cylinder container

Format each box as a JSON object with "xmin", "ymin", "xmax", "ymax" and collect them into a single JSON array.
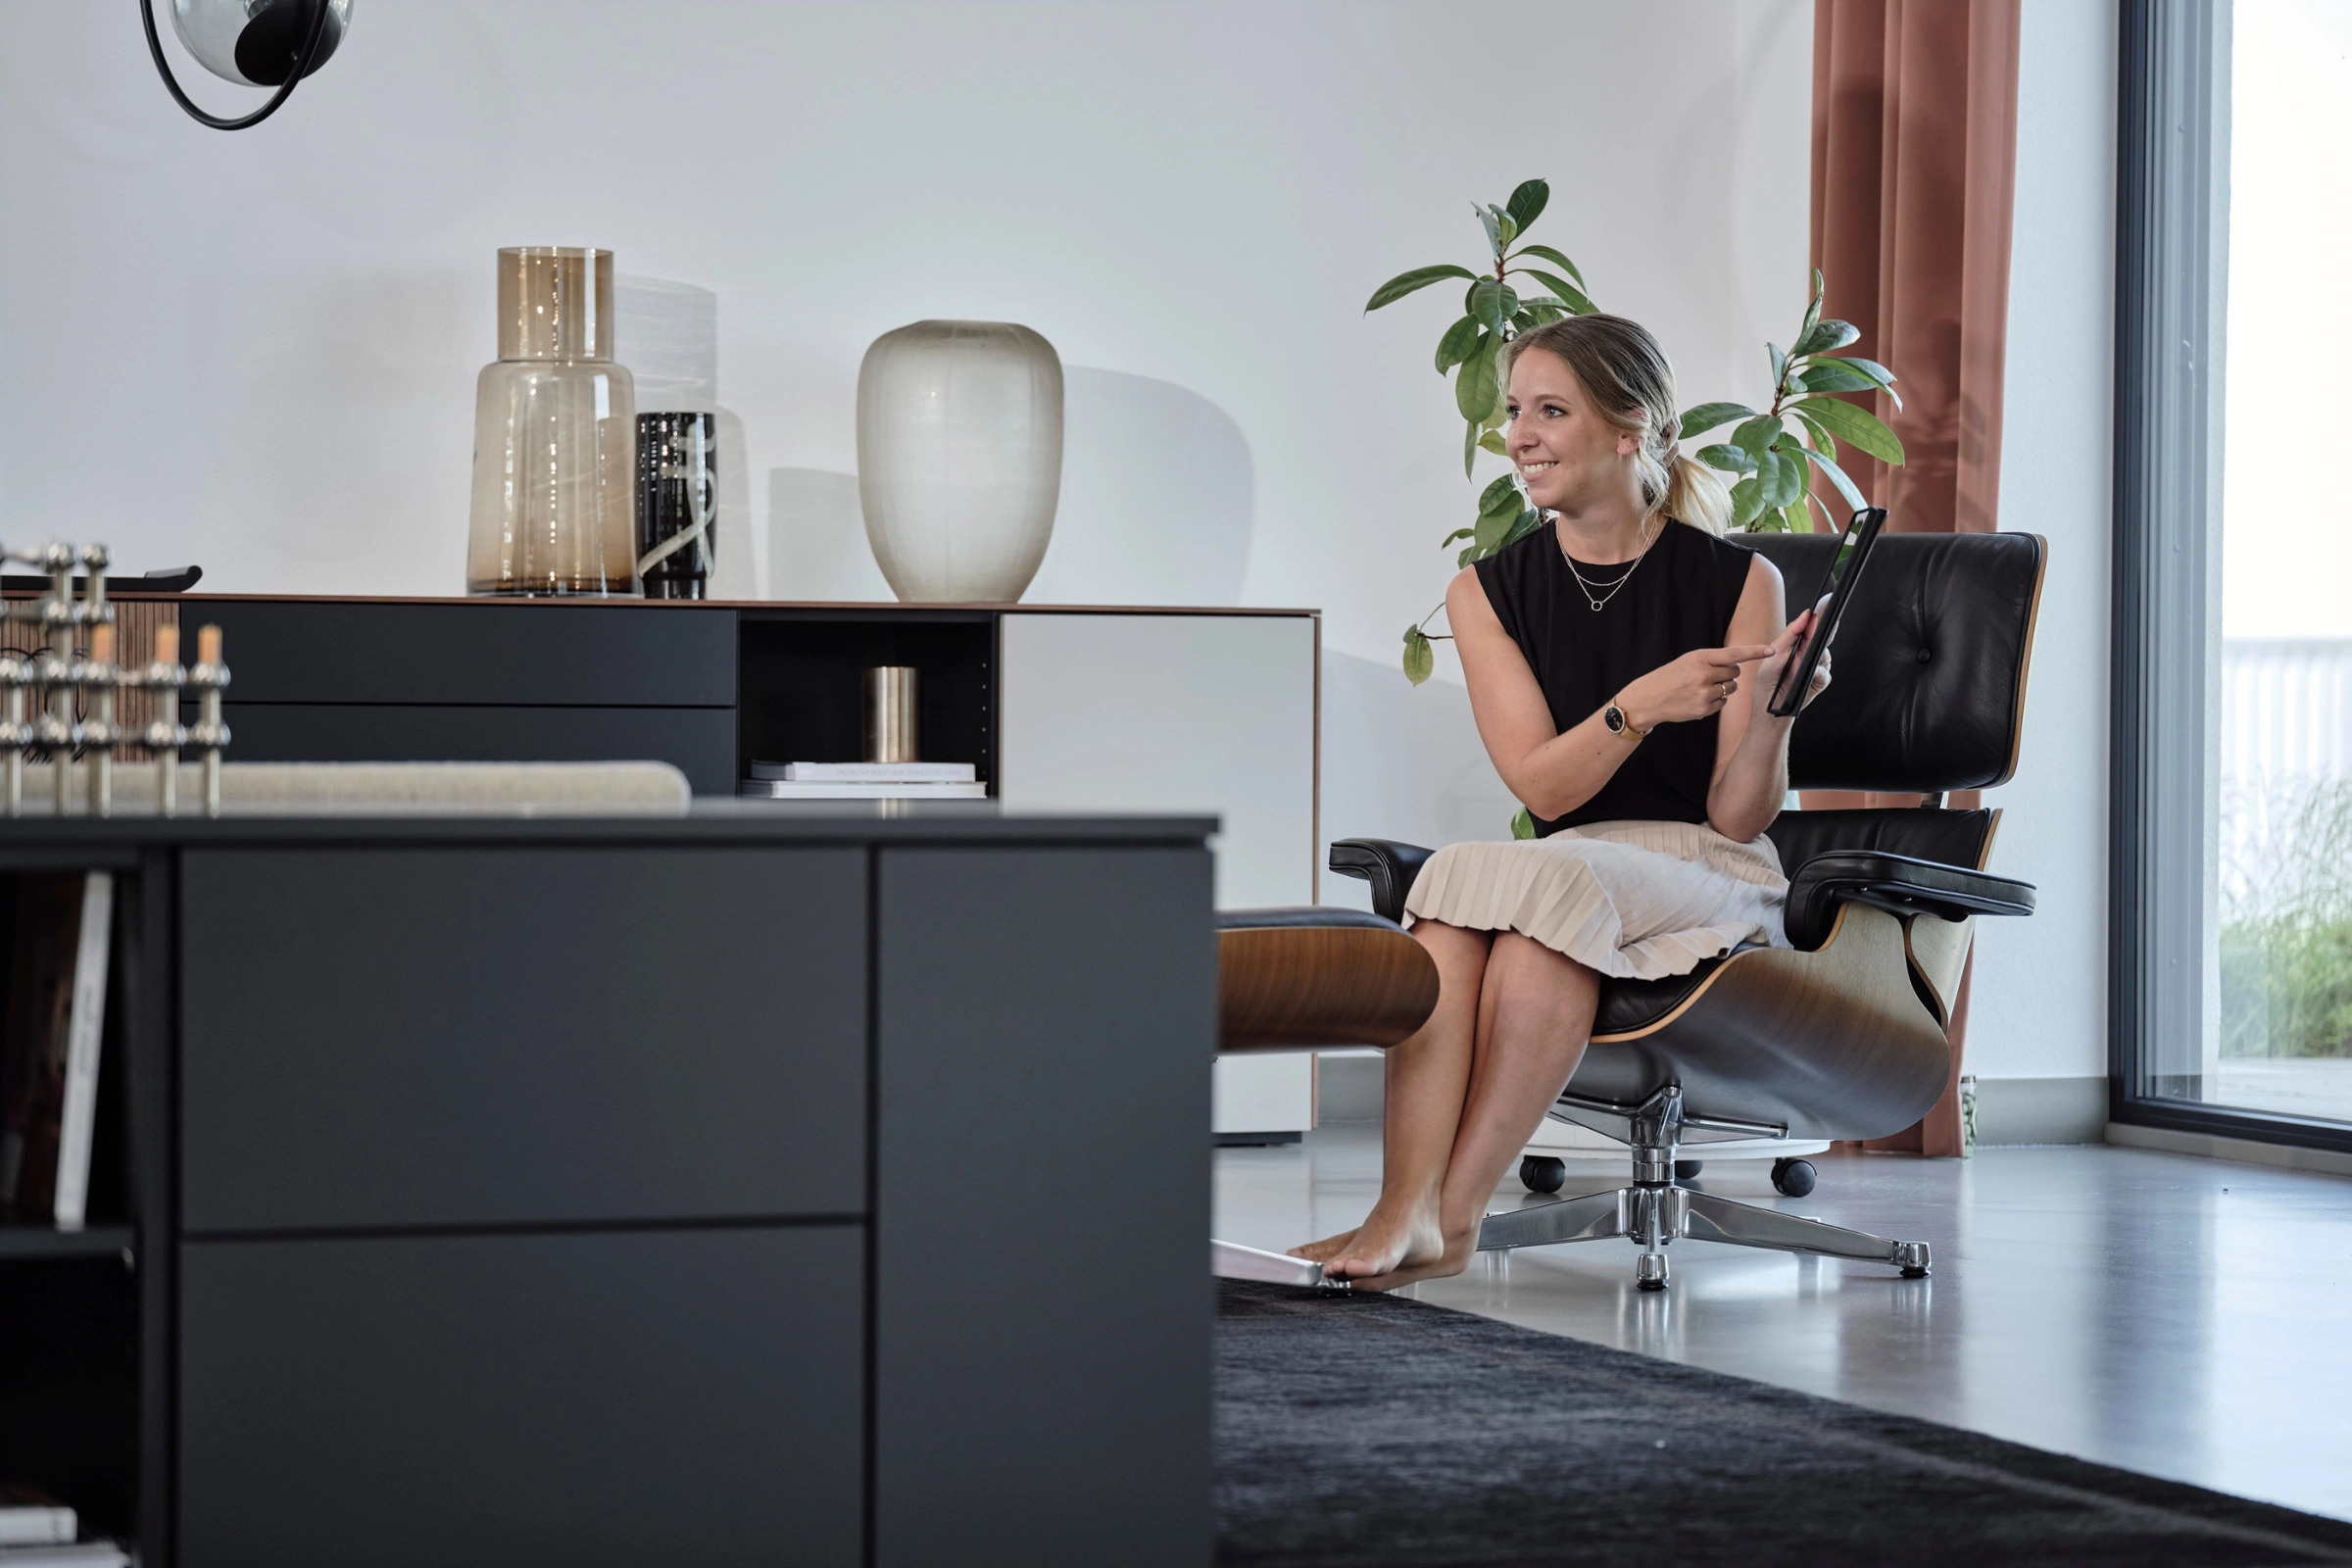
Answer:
[{"xmin": 862, "ymin": 666, "xmax": 919, "ymax": 763}]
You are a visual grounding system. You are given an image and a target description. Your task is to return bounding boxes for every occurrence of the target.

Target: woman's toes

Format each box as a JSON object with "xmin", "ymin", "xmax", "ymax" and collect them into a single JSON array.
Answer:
[{"xmin": 1285, "ymin": 1229, "xmax": 1358, "ymax": 1263}]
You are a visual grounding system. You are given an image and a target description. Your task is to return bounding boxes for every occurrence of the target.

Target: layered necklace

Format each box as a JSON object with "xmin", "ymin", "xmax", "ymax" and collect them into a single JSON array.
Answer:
[{"xmin": 1559, "ymin": 514, "xmax": 1660, "ymax": 612}]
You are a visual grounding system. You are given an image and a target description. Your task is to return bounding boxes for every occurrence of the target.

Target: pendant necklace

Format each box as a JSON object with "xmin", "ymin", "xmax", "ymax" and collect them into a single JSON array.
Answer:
[{"xmin": 1561, "ymin": 515, "xmax": 1659, "ymax": 612}]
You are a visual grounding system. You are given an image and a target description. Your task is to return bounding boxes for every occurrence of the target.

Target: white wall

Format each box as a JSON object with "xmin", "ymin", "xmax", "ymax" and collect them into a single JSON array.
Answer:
[
  {"xmin": 0, "ymin": 0, "xmax": 1812, "ymax": 833},
  {"xmin": 1969, "ymin": 0, "xmax": 2118, "ymax": 1082}
]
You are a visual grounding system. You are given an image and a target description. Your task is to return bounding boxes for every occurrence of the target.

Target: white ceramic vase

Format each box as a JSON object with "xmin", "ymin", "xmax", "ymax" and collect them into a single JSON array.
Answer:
[{"xmin": 857, "ymin": 319, "xmax": 1063, "ymax": 602}]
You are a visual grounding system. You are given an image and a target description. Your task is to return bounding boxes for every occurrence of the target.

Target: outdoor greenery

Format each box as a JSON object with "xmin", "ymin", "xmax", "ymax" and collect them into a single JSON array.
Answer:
[
  {"xmin": 1365, "ymin": 180, "xmax": 1909, "ymax": 689},
  {"xmin": 2221, "ymin": 777, "xmax": 2352, "ymax": 1058}
]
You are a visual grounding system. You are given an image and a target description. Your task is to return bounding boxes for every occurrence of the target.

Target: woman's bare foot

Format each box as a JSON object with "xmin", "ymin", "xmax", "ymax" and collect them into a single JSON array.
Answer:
[
  {"xmin": 1349, "ymin": 1229, "xmax": 1477, "ymax": 1293},
  {"xmin": 1285, "ymin": 1229, "xmax": 1359, "ymax": 1264},
  {"xmin": 1319, "ymin": 1200, "xmax": 1446, "ymax": 1283}
]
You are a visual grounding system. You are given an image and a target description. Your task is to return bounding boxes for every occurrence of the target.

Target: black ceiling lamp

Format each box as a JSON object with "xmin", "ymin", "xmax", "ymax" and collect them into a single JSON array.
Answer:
[{"xmin": 139, "ymin": 0, "xmax": 351, "ymax": 130}]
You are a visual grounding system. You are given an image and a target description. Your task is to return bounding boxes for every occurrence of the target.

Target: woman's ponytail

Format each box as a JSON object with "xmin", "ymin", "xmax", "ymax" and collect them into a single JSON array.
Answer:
[{"xmin": 1663, "ymin": 452, "xmax": 1732, "ymax": 536}]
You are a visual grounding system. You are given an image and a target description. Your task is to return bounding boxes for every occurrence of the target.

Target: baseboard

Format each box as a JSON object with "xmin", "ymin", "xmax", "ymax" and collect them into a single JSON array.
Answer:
[
  {"xmin": 1320, "ymin": 1062, "xmax": 2114, "ymax": 1143},
  {"xmin": 2104, "ymin": 1120, "xmax": 2352, "ymax": 1177},
  {"xmin": 1973, "ymin": 1075, "xmax": 2108, "ymax": 1146},
  {"xmin": 1316, "ymin": 1054, "xmax": 1385, "ymax": 1124}
]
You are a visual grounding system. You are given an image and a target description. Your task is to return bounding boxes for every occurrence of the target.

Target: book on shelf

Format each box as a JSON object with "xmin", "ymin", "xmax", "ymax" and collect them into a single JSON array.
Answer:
[
  {"xmin": 738, "ymin": 779, "xmax": 989, "ymax": 800},
  {"xmin": 746, "ymin": 760, "xmax": 977, "ymax": 784},
  {"xmin": 0, "ymin": 1544, "xmax": 128, "ymax": 1566},
  {"xmin": 0, "ymin": 1489, "xmax": 74, "ymax": 1546},
  {"xmin": 0, "ymin": 871, "xmax": 114, "ymax": 1233}
]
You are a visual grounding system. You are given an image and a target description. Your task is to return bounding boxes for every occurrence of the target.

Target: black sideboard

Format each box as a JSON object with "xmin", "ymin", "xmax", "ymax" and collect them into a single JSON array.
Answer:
[{"xmin": 0, "ymin": 807, "xmax": 1216, "ymax": 1567}]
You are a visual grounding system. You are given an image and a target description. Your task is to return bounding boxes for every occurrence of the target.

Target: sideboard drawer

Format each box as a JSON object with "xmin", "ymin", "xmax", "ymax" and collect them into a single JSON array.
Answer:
[
  {"xmin": 180, "ymin": 599, "xmax": 736, "ymax": 706},
  {"xmin": 180, "ymin": 846, "xmax": 866, "ymax": 1232}
]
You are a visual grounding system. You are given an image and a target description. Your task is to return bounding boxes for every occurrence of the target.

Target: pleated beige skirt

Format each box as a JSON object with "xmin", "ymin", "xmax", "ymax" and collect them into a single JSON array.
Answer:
[{"xmin": 1401, "ymin": 819, "xmax": 1789, "ymax": 980}]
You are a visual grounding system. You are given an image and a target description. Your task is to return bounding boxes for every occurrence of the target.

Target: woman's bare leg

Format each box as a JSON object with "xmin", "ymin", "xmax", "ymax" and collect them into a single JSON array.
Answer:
[
  {"xmin": 1288, "ymin": 920, "xmax": 1491, "ymax": 1272},
  {"xmin": 1348, "ymin": 933, "xmax": 1597, "ymax": 1291}
]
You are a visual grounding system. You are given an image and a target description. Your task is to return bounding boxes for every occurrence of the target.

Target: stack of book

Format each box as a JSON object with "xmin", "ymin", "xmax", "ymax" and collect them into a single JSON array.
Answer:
[
  {"xmin": 0, "ymin": 1490, "xmax": 127, "ymax": 1566},
  {"xmin": 737, "ymin": 761, "xmax": 987, "ymax": 800}
]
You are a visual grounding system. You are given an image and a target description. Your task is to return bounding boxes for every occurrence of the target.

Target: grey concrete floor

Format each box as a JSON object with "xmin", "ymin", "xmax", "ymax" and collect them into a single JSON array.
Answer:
[{"xmin": 1215, "ymin": 1125, "xmax": 2352, "ymax": 1524}]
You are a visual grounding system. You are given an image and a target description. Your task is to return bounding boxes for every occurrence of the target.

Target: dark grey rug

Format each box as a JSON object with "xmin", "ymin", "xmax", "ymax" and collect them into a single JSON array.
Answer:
[{"xmin": 1216, "ymin": 1280, "xmax": 2352, "ymax": 1567}]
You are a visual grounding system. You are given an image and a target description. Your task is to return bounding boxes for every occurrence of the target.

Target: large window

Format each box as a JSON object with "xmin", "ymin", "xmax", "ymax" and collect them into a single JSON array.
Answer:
[{"xmin": 2116, "ymin": 0, "xmax": 2352, "ymax": 1151}]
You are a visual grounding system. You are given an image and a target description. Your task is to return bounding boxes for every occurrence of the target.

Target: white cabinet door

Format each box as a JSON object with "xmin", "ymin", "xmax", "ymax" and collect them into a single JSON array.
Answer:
[{"xmin": 1001, "ymin": 612, "xmax": 1319, "ymax": 1134}]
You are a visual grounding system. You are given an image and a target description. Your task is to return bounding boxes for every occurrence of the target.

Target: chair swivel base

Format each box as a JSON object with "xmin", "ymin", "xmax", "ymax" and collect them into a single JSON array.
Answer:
[{"xmin": 1478, "ymin": 1084, "xmax": 1933, "ymax": 1291}]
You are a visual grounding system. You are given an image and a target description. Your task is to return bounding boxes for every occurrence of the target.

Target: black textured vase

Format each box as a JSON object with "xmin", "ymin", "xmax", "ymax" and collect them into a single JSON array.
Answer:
[{"xmin": 635, "ymin": 412, "xmax": 716, "ymax": 600}]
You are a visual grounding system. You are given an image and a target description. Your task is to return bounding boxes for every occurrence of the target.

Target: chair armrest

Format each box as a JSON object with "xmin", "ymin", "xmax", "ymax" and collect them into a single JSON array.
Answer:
[
  {"xmin": 1328, "ymin": 838, "xmax": 1437, "ymax": 925},
  {"xmin": 1785, "ymin": 850, "xmax": 2034, "ymax": 951}
]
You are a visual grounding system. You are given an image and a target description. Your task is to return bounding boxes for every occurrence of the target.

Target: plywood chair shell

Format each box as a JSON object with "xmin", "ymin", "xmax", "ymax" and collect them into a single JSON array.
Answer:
[
  {"xmin": 1572, "ymin": 903, "xmax": 1952, "ymax": 1143},
  {"xmin": 1218, "ymin": 924, "xmax": 1440, "ymax": 1052}
]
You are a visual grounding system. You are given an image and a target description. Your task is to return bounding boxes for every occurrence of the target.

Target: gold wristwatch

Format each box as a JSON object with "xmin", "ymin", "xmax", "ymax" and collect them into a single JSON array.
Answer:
[{"xmin": 1602, "ymin": 698, "xmax": 1646, "ymax": 743}]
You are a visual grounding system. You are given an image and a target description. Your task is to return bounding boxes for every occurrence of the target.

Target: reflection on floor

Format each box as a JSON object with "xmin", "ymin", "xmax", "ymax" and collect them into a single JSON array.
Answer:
[
  {"xmin": 1214, "ymin": 1124, "xmax": 2352, "ymax": 1524},
  {"xmin": 2208, "ymin": 1057, "xmax": 2352, "ymax": 1123}
]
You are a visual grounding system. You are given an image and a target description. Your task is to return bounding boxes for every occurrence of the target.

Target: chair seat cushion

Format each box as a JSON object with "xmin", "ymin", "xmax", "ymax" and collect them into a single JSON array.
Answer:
[
  {"xmin": 1217, "ymin": 908, "xmax": 1440, "ymax": 1052},
  {"xmin": 1592, "ymin": 944, "xmax": 1764, "ymax": 1040}
]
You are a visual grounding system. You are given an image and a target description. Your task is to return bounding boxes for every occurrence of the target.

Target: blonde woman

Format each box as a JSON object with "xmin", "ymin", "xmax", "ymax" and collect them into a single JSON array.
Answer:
[{"xmin": 1293, "ymin": 315, "xmax": 1834, "ymax": 1290}]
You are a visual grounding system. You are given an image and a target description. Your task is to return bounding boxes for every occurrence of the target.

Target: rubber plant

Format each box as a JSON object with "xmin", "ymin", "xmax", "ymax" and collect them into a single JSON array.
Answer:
[{"xmin": 1367, "ymin": 186, "xmax": 1905, "ymax": 688}]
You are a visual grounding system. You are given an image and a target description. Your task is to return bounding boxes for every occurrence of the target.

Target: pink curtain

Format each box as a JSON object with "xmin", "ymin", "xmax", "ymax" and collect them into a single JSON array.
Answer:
[{"xmin": 1805, "ymin": 0, "xmax": 2021, "ymax": 1156}]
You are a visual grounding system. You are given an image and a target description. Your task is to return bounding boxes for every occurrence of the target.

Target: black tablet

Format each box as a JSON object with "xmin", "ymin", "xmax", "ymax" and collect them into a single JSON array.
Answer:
[{"xmin": 1766, "ymin": 506, "xmax": 1886, "ymax": 718}]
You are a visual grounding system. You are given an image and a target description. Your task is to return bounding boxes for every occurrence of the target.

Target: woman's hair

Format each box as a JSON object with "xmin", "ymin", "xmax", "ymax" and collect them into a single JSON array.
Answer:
[{"xmin": 1503, "ymin": 314, "xmax": 1732, "ymax": 535}]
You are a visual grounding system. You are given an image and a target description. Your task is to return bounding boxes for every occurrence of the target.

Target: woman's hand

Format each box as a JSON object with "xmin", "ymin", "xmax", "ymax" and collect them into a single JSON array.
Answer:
[
  {"xmin": 1749, "ymin": 607, "xmax": 1835, "ymax": 718},
  {"xmin": 1617, "ymin": 642, "xmax": 1779, "ymax": 731}
]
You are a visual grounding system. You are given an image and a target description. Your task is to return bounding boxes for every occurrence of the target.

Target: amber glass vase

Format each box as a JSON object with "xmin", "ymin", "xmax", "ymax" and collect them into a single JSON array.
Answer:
[{"xmin": 466, "ymin": 247, "xmax": 639, "ymax": 596}]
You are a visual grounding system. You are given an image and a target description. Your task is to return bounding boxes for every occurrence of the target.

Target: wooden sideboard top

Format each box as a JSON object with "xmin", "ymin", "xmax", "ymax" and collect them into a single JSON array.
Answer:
[{"xmin": 85, "ymin": 593, "xmax": 1320, "ymax": 617}]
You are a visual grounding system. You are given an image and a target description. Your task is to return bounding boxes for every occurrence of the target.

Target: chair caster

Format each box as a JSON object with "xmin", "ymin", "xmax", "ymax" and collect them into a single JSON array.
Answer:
[
  {"xmin": 1894, "ymin": 1241, "xmax": 1931, "ymax": 1279},
  {"xmin": 1772, "ymin": 1157, "xmax": 1817, "ymax": 1198},
  {"xmin": 1635, "ymin": 1252, "xmax": 1669, "ymax": 1291},
  {"xmin": 1673, "ymin": 1159, "xmax": 1703, "ymax": 1180},
  {"xmin": 1519, "ymin": 1155, "xmax": 1567, "ymax": 1194}
]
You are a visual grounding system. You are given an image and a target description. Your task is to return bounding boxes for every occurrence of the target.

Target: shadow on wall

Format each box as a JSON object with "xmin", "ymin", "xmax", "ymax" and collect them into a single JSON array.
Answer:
[
  {"xmin": 1320, "ymin": 651, "xmax": 1518, "ymax": 911},
  {"xmin": 767, "ymin": 366, "xmax": 1252, "ymax": 605}
]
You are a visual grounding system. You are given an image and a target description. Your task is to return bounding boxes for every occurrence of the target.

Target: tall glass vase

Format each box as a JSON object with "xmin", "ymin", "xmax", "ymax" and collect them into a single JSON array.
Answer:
[{"xmin": 466, "ymin": 247, "xmax": 639, "ymax": 597}]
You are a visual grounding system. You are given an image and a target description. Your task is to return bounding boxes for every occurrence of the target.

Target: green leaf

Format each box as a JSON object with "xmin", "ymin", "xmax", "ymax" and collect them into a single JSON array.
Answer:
[
  {"xmin": 1679, "ymin": 401, "xmax": 1756, "ymax": 439},
  {"xmin": 1787, "ymin": 402, "xmax": 1837, "ymax": 457},
  {"xmin": 1516, "ymin": 244, "xmax": 1585, "ymax": 289},
  {"xmin": 1463, "ymin": 419, "xmax": 1481, "ymax": 479},
  {"xmin": 1499, "ymin": 507, "xmax": 1544, "ymax": 550},
  {"xmin": 1435, "ymin": 315, "xmax": 1483, "ymax": 373},
  {"xmin": 1794, "ymin": 318, "xmax": 1861, "ymax": 355},
  {"xmin": 1475, "ymin": 505, "xmax": 1516, "ymax": 551},
  {"xmin": 1480, "ymin": 333, "xmax": 1512, "ymax": 426},
  {"xmin": 1797, "ymin": 443, "xmax": 1867, "ymax": 510},
  {"xmin": 1731, "ymin": 415, "xmax": 1783, "ymax": 460},
  {"xmin": 1696, "ymin": 442, "xmax": 1757, "ymax": 474},
  {"xmin": 1458, "ymin": 544, "xmax": 1481, "ymax": 567},
  {"xmin": 1402, "ymin": 625, "xmax": 1435, "ymax": 686},
  {"xmin": 1366, "ymin": 264, "xmax": 1480, "ymax": 312},
  {"xmin": 1521, "ymin": 270, "xmax": 1594, "ymax": 315},
  {"xmin": 1455, "ymin": 334, "xmax": 1500, "ymax": 421},
  {"xmin": 1478, "ymin": 204, "xmax": 1509, "ymax": 256},
  {"xmin": 1795, "ymin": 270, "xmax": 1823, "ymax": 365},
  {"xmin": 1767, "ymin": 341, "xmax": 1788, "ymax": 389},
  {"xmin": 1795, "ymin": 359, "xmax": 1881, "ymax": 395},
  {"xmin": 1799, "ymin": 394, "xmax": 1906, "ymax": 465},
  {"xmin": 1783, "ymin": 501, "xmax": 1815, "ymax": 534},
  {"xmin": 1509, "ymin": 310, "xmax": 1536, "ymax": 334},
  {"xmin": 1510, "ymin": 806, "xmax": 1538, "ymax": 840},
  {"xmin": 1469, "ymin": 278, "xmax": 1509, "ymax": 333},
  {"xmin": 1817, "ymin": 354, "xmax": 1902, "ymax": 410},
  {"xmin": 1505, "ymin": 178, "xmax": 1549, "ymax": 233},
  {"xmin": 1520, "ymin": 300, "xmax": 1567, "ymax": 327},
  {"xmin": 1478, "ymin": 428, "xmax": 1508, "ymax": 456},
  {"xmin": 1729, "ymin": 474, "xmax": 1769, "ymax": 529},
  {"xmin": 1756, "ymin": 448, "xmax": 1803, "ymax": 508},
  {"xmin": 1441, "ymin": 527, "xmax": 1475, "ymax": 546},
  {"xmin": 1479, "ymin": 473, "xmax": 1522, "ymax": 513}
]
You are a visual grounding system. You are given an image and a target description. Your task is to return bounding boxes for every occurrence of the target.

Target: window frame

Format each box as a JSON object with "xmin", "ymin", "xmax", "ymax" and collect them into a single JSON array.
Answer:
[{"xmin": 2111, "ymin": 0, "xmax": 2352, "ymax": 1154}]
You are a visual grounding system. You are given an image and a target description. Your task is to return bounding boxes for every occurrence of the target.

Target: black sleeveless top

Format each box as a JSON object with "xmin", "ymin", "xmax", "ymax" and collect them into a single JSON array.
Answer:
[{"xmin": 1474, "ymin": 518, "xmax": 1755, "ymax": 836}]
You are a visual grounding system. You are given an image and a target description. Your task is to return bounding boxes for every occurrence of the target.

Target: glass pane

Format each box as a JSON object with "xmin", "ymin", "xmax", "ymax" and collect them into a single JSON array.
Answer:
[{"xmin": 2211, "ymin": 0, "xmax": 2352, "ymax": 1126}]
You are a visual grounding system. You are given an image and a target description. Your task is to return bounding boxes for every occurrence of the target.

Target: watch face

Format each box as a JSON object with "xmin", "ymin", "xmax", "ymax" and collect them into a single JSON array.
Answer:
[{"xmin": 1604, "ymin": 705, "xmax": 1625, "ymax": 733}]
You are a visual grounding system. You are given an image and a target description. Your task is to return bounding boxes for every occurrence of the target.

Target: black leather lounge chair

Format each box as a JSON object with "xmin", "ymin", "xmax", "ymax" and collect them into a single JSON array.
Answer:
[{"xmin": 1211, "ymin": 529, "xmax": 2045, "ymax": 1292}]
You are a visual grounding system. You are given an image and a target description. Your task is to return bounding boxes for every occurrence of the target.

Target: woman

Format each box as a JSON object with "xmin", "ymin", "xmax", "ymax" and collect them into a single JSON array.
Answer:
[{"xmin": 1292, "ymin": 314, "xmax": 1832, "ymax": 1290}]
